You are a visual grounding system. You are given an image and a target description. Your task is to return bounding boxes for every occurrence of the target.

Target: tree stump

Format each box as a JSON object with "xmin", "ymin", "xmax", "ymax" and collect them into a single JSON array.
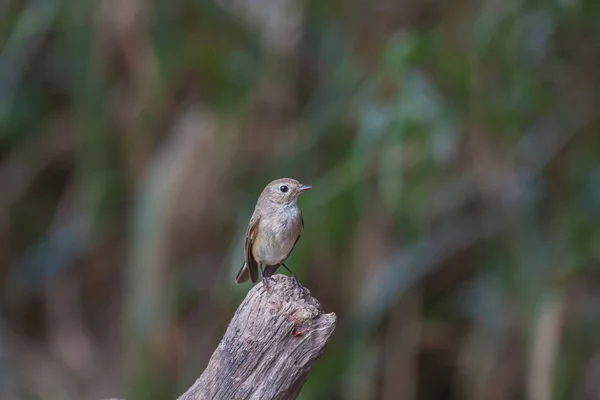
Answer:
[{"xmin": 179, "ymin": 274, "xmax": 337, "ymax": 400}]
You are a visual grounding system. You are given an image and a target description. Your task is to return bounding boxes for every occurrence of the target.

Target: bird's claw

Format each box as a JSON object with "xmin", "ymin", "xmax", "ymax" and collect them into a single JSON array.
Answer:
[
  {"xmin": 262, "ymin": 275, "xmax": 275, "ymax": 291},
  {"xmin": 291, "ymin": 275, "xmax": 305, "ymax": 295}
]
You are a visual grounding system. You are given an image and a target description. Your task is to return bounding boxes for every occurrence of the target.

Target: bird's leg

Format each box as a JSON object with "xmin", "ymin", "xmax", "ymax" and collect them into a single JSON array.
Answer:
[
  {"xmin": 261, "ymin": 265, "xmax": 274, "ymax": 290},
  {"xmin": 281, "ymin": 263, "xmax": 304, "ymax": 291}
]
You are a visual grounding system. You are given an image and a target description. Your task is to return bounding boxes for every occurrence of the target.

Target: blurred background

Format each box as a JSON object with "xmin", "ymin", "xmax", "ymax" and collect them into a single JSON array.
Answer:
[{"xmin": 0, "ymin": 0, "xmax": 599, "ymax": 399}]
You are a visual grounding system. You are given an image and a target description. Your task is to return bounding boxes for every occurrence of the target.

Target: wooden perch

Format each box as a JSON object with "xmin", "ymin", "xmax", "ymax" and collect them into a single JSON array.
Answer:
[{"xmin": 178, "ymin": 274, "xmax": 337, "ymax": 400}]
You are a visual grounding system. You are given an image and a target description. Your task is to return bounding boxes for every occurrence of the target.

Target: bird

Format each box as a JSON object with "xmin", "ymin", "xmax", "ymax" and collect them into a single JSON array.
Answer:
[{"xmin": 235, "ymin": 178, "xmax": 311, "ymax": 289}]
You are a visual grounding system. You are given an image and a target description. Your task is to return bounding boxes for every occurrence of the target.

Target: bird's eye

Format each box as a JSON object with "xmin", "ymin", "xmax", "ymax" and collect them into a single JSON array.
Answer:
[{"xmin": 279, "ymin": 185, "xmax": 289, "ymax": 193}]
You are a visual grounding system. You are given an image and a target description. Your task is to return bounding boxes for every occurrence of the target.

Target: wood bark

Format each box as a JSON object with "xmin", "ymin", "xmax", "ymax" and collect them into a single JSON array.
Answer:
[{"xmin": 178, "ymin": 274, "xmax": 337, "ymax": 400}]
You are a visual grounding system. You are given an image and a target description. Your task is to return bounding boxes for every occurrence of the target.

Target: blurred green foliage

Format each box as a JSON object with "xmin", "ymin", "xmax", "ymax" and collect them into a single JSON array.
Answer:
[{"xmin": 0, "ymin": 0, "xmax": 599, "ymax": 399}]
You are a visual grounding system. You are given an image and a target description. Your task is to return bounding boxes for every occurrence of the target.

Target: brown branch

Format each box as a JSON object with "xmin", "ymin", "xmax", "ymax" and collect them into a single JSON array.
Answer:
[{"xmin": 178, "ymin": 274, "xmax": 337, "ymax": 400}]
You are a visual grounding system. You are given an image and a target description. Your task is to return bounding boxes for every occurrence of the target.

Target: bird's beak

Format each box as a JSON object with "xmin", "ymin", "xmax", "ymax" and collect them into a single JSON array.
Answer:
[{"xmin": 298, "ymin": 184, "xmax": 312, "ymax": 192}]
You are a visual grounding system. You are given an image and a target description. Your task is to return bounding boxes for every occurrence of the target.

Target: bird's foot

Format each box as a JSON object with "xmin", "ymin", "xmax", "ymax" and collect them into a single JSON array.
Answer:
[
  {"xmin": 290, "ymin": 274, "xmax": 305, "ymax": 295},
  {"xmin": 280, "ymin": 263, "xmax": 305, "ymax": 295},
  {"xmin": 262, "ymin": 275, "xmax": 275, "ymax": 291}
]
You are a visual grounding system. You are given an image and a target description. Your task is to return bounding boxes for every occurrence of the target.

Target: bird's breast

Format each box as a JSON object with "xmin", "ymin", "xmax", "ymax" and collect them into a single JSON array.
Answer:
[{"xmin": 252, "ymin": 206, "xmax": 302, "ymax": 265}]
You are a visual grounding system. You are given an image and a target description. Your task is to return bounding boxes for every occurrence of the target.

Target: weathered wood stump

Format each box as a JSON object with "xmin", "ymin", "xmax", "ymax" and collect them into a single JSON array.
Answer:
[{"xmin": 178, "ymin": 274, "xmax": 337, "ymax": 400}]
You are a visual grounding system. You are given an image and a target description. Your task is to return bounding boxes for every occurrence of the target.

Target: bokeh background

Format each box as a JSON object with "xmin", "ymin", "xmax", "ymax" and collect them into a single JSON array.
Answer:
[{"xmin": 1, "ymin": 0, "xmax": 599, "ymax": 399}]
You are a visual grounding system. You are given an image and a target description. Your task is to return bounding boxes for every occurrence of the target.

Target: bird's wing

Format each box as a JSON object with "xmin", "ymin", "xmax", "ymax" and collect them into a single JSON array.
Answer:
[
  {"xmin": 235, "ymin": 213, "xmax": 260, "ymax": 283},
  {"xmin": 284, "ymin": 214, "xmax": 304, "ymax": 261}
]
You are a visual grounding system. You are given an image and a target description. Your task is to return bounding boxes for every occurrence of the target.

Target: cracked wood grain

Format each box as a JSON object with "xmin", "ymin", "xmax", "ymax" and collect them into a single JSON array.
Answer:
[{"xmin": 178, "ymin": 274, "xmax": 337, "ymax": 400}]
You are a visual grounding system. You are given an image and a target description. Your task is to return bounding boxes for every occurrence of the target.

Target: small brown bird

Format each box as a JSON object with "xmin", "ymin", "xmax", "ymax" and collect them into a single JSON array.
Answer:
[{"xmin": 235, "ymin": 178, "xmax": 312, "ymax": 288}]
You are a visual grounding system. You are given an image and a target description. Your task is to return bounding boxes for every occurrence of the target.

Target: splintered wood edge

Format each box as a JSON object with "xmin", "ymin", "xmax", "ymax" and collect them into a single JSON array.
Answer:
[{"xmin": 179, "ymin": 274, "xmax": 337, "ymax": 400}]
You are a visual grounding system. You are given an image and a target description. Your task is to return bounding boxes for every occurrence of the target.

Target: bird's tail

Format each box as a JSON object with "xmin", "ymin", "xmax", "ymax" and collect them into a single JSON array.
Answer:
[
  {"xmin": 262, "ymin": 264, "xmax": 279, "ymax": 278},
  {"xmin": 235, "ymin": 262, "xmax": 250, "ymax": 284}
]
